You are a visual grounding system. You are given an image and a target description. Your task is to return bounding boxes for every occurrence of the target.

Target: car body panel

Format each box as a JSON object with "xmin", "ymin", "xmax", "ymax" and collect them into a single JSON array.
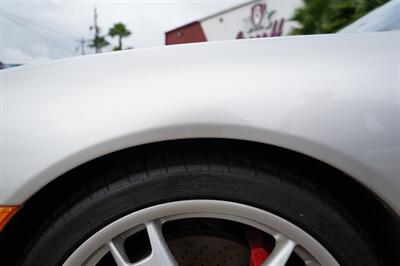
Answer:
[
  {"xmin": 1, "ymin": 32, "xmax": 399, "ymax": 215},
  {"xmin": 340, "ymin": 0, "xmax": 400, "ymax": 33}
]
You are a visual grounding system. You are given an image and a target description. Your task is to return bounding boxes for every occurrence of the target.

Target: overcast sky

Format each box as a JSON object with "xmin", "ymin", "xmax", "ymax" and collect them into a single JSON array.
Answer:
[{"xmin": 0, "ymin": 0, "xmax": 250, "ymax": 64}]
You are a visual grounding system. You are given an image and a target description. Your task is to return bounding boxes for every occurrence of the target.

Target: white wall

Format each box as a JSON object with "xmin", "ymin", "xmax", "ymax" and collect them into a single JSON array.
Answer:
[{"xmin": 201, "ymin": 0, "xmax": 303, "ymax": 41}]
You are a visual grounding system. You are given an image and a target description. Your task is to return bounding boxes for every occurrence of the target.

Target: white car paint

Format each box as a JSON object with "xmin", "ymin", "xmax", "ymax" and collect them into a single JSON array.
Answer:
[{"xmin": 1, "ymin": 32, "xmax": 399, "ymax": 216}]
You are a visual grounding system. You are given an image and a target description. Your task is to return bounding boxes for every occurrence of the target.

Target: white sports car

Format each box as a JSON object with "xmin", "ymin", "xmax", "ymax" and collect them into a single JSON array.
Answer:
[{"xmin": 0, "ymin": 1, "xmax": 399, "ymax": 266}]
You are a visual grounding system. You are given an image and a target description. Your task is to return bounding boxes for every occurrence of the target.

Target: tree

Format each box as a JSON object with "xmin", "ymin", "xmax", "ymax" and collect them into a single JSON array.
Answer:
[
  {"xmin": 88, "ymin": 35, "xmax": 109, "ymax": 53},
  {"xmin": 291, "ymin": 0, "xmax": 389, "ymax": 35},
  {"xmin": 108, "ymin": 22, "xmax": 131, "ymax": 51}
]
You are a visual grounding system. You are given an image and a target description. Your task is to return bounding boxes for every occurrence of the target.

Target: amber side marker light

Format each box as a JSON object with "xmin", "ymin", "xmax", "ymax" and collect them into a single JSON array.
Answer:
[{"xmin": 0, "ymin": 206, "xmax": 19, "ymax": 232}]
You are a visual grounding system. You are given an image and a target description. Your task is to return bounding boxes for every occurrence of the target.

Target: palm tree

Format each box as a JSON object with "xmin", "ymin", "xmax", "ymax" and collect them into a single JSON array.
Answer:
[
  {"xmin": 291, "ymin": 0, "xmax": 388, "ymax": 35},
  {"xmin": 290, "ymin": 0, "xmax": 329, "ymax": 35},
  {"xmin": 88, "ymin": 35, "xmax": 109, "ymax": 53},
  {"xmin": 109, "ymin": 23, "xmax": 131, "ymax": 51}
]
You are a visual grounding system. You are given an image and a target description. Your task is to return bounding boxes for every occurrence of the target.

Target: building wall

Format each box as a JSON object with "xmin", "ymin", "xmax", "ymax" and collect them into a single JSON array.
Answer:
[
  {"xmin": 165, "ymin": 22, "xmax": 207, "ymax": 45},
  {"xmin": 201, "ymin": 0, "xmax": 302, "ymax": 41},
  {"xmin": 166, "ymin": 0, "xmax": 303, "ymax": 45}
]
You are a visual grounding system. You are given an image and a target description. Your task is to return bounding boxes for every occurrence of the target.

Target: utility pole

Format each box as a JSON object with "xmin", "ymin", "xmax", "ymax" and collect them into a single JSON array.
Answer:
[
  {"xmin": 76, "ymin": 38, "xmax": 86, "ymax": 55},
  {"xmin": 93, "ymin": 8, "xmax": 99, "ymax": 53},
  {"xmin": 89, "ymin": 7, "xmax": 108, "ymax": 53}
]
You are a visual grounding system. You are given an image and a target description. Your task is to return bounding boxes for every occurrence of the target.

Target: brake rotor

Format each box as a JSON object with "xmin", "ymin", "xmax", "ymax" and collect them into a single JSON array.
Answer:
[{"xmin": 168, "ymin": 235, "xmax": 249, "ymax": 266}]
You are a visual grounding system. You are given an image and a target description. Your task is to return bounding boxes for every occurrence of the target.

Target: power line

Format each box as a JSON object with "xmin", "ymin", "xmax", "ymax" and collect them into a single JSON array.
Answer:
[
  {"xmin": 0, "ymin": 8, "xmax": 77, "ymax": 39},
  {"xmin": 0, "ymin": 10, "xmax": 75, "ymax": 53}
]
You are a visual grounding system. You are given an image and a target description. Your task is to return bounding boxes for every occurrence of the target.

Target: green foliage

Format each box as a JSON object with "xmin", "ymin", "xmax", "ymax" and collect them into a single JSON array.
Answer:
[
  {"xmin": 88, "ymin": 35, "xmax": 109, "ymax": 52},
  {"xmin": 291, "ymin": 0, "xmax": 389, "ymax": 34},
  {"xmin": 108, "ymin": 22, "xmax": 131, "ymax": 50}
]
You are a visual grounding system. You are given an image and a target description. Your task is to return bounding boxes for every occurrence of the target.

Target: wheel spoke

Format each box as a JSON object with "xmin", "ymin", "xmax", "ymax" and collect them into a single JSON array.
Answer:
[
  {"xmin": 108, "ymin": 240, "xmax": 131, "ymax": 266},
  {"xmin": 134, "ymin": 220, "xmax": 177, "ymax": 266},
  {"xmin": 304, "ymin": 260, "xmax": 321, "ymax": 266},
  {"xmin": 295, "ymin": 246, "xmax": 321, "ymax": 266},
  {"xmin": 262, "ymin": 234, "xmax": 296, "ymax": 266}
]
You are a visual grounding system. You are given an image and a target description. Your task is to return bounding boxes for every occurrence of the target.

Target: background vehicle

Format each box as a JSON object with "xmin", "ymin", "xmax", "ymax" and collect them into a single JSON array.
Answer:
[{"xmin": 0, "ymin": 1, "xmax": 399, "ymax": 265}]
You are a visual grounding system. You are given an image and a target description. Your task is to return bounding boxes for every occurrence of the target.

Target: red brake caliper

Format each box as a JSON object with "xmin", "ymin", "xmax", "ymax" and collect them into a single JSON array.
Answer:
[{"xmin": 247, "ymin": 229, "xmax": 271, "ymax": 266}]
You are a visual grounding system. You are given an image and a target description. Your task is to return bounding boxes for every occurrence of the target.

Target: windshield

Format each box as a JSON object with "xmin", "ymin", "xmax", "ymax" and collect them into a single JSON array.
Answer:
[{"xmin": 340, "ymin": 0, "xmax": 400, "ymax": 33}]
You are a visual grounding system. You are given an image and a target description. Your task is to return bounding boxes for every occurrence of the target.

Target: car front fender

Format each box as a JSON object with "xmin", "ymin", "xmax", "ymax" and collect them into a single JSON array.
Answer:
[{"xmin": 1, "ymin": 32, "xmax": 399, "ymax": 215}]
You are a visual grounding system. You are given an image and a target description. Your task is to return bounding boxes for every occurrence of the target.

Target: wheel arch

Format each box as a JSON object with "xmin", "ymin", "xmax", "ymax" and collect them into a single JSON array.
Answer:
[{"xmin": 1, "ymin": 138, "xmax": 398, "ymax": 265}]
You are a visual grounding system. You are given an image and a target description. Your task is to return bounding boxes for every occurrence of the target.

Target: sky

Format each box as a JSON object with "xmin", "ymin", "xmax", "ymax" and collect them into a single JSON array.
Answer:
[{"xmin": 0, "ymin": 0, "xmax": 250, "ymax": 64}]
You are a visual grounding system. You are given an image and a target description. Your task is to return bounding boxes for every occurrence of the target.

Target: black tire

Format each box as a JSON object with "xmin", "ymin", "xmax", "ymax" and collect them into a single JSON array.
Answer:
[{"xmin": 21, "ymin": 143, "xmax": 381, "ymax": 266}]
